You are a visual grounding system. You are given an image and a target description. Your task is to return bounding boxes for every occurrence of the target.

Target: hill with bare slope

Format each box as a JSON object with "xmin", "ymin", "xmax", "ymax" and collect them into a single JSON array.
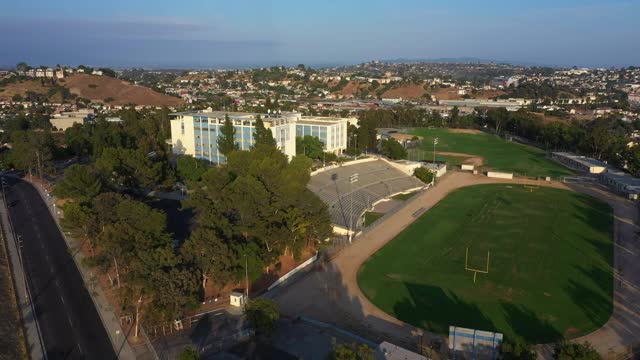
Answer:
[
  {"xmin": 63, "ymin": 74, "xmax": 183, "ymax": 106},
  {"xmin": 1, "ymin": 74, "xmax": 183, "ymax": 107}
]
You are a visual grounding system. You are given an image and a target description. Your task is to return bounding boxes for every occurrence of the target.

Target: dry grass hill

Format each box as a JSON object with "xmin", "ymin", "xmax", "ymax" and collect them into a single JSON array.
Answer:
[{"xmin": 0, "ymin": 74, "xmax": 183, "ymax": 107}]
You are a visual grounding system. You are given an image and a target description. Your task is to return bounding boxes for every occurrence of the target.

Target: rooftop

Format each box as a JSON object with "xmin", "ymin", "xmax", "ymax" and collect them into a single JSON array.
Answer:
[{"xmin": 552, "ymin": 152, "xmax": 608, "ymax": 168}]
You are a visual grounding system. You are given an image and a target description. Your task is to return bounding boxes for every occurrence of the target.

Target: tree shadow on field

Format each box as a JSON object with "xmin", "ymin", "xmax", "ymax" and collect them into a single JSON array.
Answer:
[
  {"xmin": 563, "ymin": 265, "xmax": 614, "ymax": 338},
  {"xmin": 393, "ymin": 282, "xmax": 496, "ymax": 335},
  {"xmin": 499, "ymin": 301, "xmax": 561, "ymax": 343},
  {"xmin": 267, "ymin": 256, "xmax": 452, "ymax": 357}
]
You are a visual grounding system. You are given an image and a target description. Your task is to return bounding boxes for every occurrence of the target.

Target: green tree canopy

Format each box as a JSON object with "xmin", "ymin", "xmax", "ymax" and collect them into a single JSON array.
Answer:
[
  {"xmin": 95, "ymin": 147, "xmax": 162, "ymax": 192},
  {"xmin": 177, "ymin": 346, "xmax": 200, "ymax": 360},
  {"xmin": 380, "ymin": 138, "xmax": 407, "ymax": 160},
  {"xmin": 328, "ymin": 341, "xmax": 375, "ymax": 360},
  {"xmin": 217, "ymin": 115, "xmax": 239, "ymax": 156},
  {"xmin": 413, "ymin": 167, "xmax": 434, "ymax": 184},
  {"xmin": 183, "ymin": 144, "xmax": 331, "ymax": 291},
  {"xmin": 244, "ymin": 298, "xmax": 279, "ymax": 336},
  {"xmin": 54, "ymin": 164, "xmax": 103, "ymax": 202},
  {"xmin": 176, "ymin": 155, "xmax": 209, "ymax": 182},
  {"xmin": 254, "ymin": 115, "xmax": 276, "ymax": 148},
  {"xmin": 296, "ymin": 135, "xmax": 325, "ymax": 160}
]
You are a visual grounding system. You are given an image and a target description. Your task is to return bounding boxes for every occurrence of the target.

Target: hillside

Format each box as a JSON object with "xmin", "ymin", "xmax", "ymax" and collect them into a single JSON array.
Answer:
[
  {"xmin": 0, "ymin": 74, "xmax": 184, "ymax": 107},
  {"xmin": 0, "ymin": 80, "xmax": 64, "ymax": 103},
  {"xmin": 381, "ymin": 84, "xmax": 428, "ymax": 99},
  {"xmin": 63, "ymin": 74, "xmax": 183, "ymax": 106}
]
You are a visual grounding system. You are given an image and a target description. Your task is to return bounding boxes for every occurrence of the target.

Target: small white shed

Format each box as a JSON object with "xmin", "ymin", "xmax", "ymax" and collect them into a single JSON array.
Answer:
[{"xmin": 230, "ymin": 291, "xmax": 245, "ymax": 307}]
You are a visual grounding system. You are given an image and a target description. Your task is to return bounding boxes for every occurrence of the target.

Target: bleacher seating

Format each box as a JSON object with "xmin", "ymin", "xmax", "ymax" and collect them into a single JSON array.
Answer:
[{"xmin": 309, "ymin": 160, "xmax": 425, "ymax": 230}]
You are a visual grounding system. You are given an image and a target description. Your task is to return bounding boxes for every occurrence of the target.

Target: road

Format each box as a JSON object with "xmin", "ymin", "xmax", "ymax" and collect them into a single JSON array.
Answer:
[{"xmin": 3, "ymin": 176, "xmax": 116, "ymax": 360}]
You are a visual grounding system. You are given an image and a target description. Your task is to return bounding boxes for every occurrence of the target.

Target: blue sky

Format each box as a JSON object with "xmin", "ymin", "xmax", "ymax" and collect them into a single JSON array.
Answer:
[{"xmin": 0, "ymin": 0, "xmax": 638, "ymax": 68}]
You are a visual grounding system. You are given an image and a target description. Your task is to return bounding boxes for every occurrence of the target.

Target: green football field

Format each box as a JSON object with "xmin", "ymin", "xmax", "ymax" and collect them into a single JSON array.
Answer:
[
  {"xmin": 410, "ymin": 128, "xmax": 573, "ymax": 178},
  {"xmin": 357, "ymin": 184, "xmax": 613, "ymax": 343}
]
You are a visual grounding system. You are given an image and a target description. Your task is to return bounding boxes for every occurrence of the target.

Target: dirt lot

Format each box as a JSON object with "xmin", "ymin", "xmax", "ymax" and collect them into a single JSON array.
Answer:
[
  {"xmin": 435, "ymin": 151, "xmax": 484, "ymax": 166},
  {"xmin": 448, "ymin": 129, "xmax": 482, "ymax": 135}
]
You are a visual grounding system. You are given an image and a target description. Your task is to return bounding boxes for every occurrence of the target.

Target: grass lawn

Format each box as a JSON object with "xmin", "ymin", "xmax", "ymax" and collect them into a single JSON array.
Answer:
[
  {"xmin": 363, "ymin": 211, "xmax": 385, "ymax": 227},
  {"xmin": 410, "ymin": 128, "xmax": 573, "ymax": 177},
  {"xmin": 358, "ymin": 184, "xmax": 613, "ymax": 343},
  {"xmin": 391, "ymin": 191, "xmax": 419, "ymax": 201},
  {"xmin": 407, "ymin": 148, "xmax": 467, "ymax": 166}
]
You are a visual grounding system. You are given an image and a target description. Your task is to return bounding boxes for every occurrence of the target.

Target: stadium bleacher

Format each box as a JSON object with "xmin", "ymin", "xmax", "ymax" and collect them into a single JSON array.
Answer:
[{"xmin": 309, "ymin": 160, "xmax": 425, "ymax": 230}]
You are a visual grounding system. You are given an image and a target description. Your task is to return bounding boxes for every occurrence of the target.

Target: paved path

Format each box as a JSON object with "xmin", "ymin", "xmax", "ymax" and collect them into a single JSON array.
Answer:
[{"xmin": 273, "ymin": 172, "xmax": 638, "ymax": 356}]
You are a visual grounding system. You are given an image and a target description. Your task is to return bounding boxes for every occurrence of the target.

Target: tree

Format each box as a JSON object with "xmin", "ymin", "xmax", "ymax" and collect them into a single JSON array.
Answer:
[
  {"xmin": 65, "ymin": 123, "xmax": 92, "ymax": 156},
  {"xmin": 296, "ymin": 135, "xmax": 325, "ymax": 160},
  {"xmin": 502, "ymin": 338, "xmax": 536, "ymax": 360},
  {"xmin": 414, "ymin": 167, "xmax": 434, "ymax": 184},
  {"xmin": 217, "ymin": 115, "xmax": 238, "ymax": 156},
  {"xmin": 54, "ymin": 164, "xmax": 103, "ymax": 202},
  {"xmin": 95, "ymin": 147, "xmax": 162, "ymax": 192},
  {"xmin": 16, "ymin": 62, "xmax": 29, "ymax": 72},
  {"xmin": 553, "ymin": 341, "xmax": 601, "ymax": 360},
  {"xmin": 328, "ymin": 341, "xmax": 375, "ymax": 360},
  {"xmin": 181, "ymin": 227, "xmax": 233, "ymax": 295},
  {"xmin": 244, "ymin": 298, "xmax": 279, "ymax": 336},
  {"xmin": 254, "ymin": 115, "xmax": 276, "ymax": 148},
  {"xmin": 486, "ymin": 107, "xmax": 509, "ymax": 135},
  {"xmin": 176, "ymin": 155, "xmax": 209, "ymax": 182},
  {"xmin": 8, "ymin": 130, "xmax": 55, "ymax": 179},
  {"xmin": 380, "ymin": 138, "xmax": 407, "ymax": 160},
  {"xmin": 450, "ymin": 105, "xmax": 460, "ymax": 126},
  {"xmin": 177, "ymin": 346, "xmax": 199, "ymax": 360}
]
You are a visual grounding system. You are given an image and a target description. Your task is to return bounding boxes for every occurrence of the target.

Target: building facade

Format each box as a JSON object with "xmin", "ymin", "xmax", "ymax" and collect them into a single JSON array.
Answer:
[
  {"xmin": 170, "ymin": 111, "xmax": 355, "ymax": 164},
  {"xmin": 295, "ymin": 117, "xmax": 351, "ymax": 154},
  {"xmin": 170, "ymin": 111, "xmax": 296, "ymax": 164}
]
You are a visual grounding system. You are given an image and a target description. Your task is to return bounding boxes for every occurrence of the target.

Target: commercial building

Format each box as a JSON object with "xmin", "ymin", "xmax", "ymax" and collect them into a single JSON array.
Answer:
[
  {"xmin": 50, "ymin": 109, "xmax": 95, "ymax": 131},
  {"xmin": 169, "ymin": 111, "xmax": 354, "ymax": 164},
  {"xmin": 551, "ymin": 152, "xmax": 607, "ymax": 174}
]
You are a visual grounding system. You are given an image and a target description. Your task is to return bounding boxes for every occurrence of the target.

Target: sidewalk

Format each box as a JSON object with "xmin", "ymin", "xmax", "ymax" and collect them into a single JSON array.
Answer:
[
  {"xmin": 27, "ymin": 178, "xmax": 142, "ymax": 360},
  {"xmin": 0, "ymin": 181, "xmax": 46, "ymax": 360}
]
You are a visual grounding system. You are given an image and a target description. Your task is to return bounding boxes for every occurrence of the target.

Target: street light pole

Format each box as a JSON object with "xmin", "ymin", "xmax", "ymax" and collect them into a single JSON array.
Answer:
[
  {"xmin": 348, "ymin": 173, "xmax": 359, "ymax": 243},
  {"xmin": 432, "ymin": 138, "xmax": 439, "ymax": 185}
]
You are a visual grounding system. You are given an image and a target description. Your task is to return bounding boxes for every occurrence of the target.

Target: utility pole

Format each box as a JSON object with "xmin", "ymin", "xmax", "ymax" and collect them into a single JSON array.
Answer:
[
  {"xmin": 348, "ymin": 173, "xmax": 359, "ymax": 243},
  {"xmin": 244, "ymin": 254, "xmax": 249, "ymax": 302},
  {"xmin": 432, "ymin": 138, "xmax": 439, "ymax": 185}
]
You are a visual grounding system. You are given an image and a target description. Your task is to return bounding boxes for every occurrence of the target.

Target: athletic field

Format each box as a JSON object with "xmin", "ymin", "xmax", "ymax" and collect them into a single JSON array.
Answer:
[
  {"xmin": 410, "ymin": 128, "xmax": 573, "ymax": 177},
  {"xmin": 358, "ymin": 184, "xmax": 613, "ymax": 343}
]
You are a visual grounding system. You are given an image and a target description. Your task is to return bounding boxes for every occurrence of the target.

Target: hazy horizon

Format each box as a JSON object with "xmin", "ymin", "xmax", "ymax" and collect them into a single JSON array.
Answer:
[{"xmin": 1, "ymin": 0, "xmax": 639, "ymax": 69}]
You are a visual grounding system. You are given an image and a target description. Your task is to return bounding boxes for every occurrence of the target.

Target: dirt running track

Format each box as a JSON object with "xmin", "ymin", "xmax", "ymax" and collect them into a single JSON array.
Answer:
[{"xmin": 271, "ymin": 172, "xmax": 640, "ymax": 357}]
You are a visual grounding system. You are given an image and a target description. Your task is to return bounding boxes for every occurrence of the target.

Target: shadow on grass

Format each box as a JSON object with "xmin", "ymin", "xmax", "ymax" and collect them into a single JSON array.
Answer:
[
  {"xmin": 500, "ymin": 302, "xmax": 561, "ymax": 343},
  {"xmin": 392, "ymin": 282, "xmax": 496, "ymax": 335}
]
